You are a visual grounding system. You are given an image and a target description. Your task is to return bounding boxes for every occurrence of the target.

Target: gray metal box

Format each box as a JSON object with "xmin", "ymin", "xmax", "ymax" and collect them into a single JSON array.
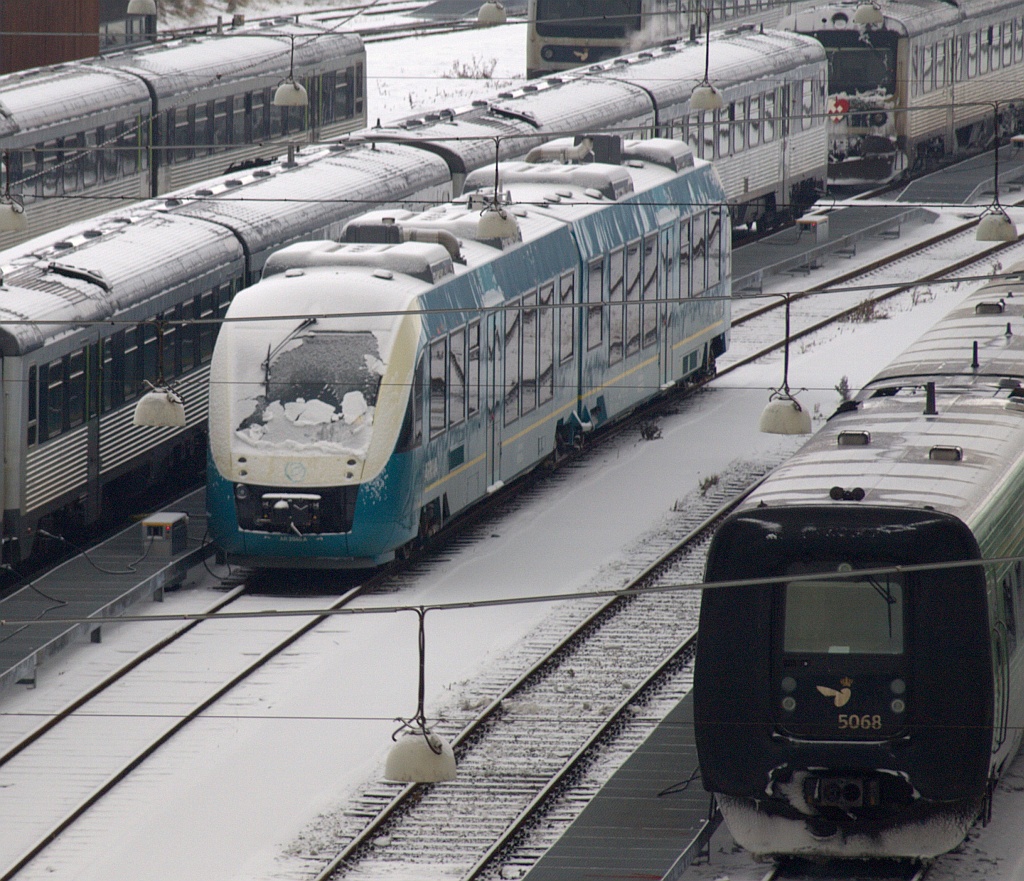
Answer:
[{"xmin": 141, "ymin": 512, "xmax": 189, "ymax": 556}]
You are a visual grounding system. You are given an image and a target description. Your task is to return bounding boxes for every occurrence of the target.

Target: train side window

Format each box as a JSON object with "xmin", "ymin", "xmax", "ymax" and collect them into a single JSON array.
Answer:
[
  {"xmin": 42, "ymin": 358, "xmax": 65, "ymax": 441},
  {"xmin": 335, "ymin": 71, "xmax": 354, "ymax": 120},
  {"xmin": 467, "ymin": 320, "xmax": 480, "ymax": 417},
  {"xmin": 320, "ymin": 71, "xmax": 337, "ymax": 124},
  {"xmin": 63, "ymin": 132, "xmax": 82, "ymax": 193},
  {"xmin": 609, "ymin": 247, "xmax": 624, "ymax": 364},
  {"xmin": 587, "ymin": 258, "xmax": 604, "ymax": 350},
  {"xmin": 922, "ymin": 43, "xmax": 933, "ymax": 92},
  {"xmin": 213, "ymin": 98, "xmax": 231, "ymax": 150},
  {"xmin": 119, "ymin": 122, "xmax": 138, "ymax": 176},
  {"xmin": 1016, "ymin": 18, "xmax": 1023, "ymax": 62},
  {"xmin": 429, "ymin": 336, "xmax": 447, "ymax": 438},
  {"xmin": 141, "ymin": 322, "xmax": 160, "ymax": 386},
  {"xmin": 559, "ymin": 271, "xmax": 575, "ymax": 364},
  {"xmin": 1003, "ymin": 577, "xmax": 1017, "ymax": 654},
  {"xmin": 734, "ymin": 100, "xmax": 747, "ymax": 152},
  {"xmin": 802, "ymin": 80, "xmax": 814, "ymax": 131},
  {"xmin": 82, "ymin": 129, "xmax": 99, "ymax": 189},
  {"xmin": 253, "ymin": 89, "xmax": 270, "ymax": 141},
  {"xmin": 198, "ymin": 292, "xmax": 216, "ymax": 363},
  {"xmin": 522, "ymin": 291, "xmax": 538, "ymax": 415},
  {"xmin": 679, "ymin": 218, "xmax": 691, "ymax": 298},
  {"xmin": 102, "ymin": 334, "xmax": 120, "ymax": 412},
  {"xmin": 1001, "ymin": 21, "xmax": 1011, "ymax": 67},
  {"xmin": 67, "ymin": 349, "xmax": 86, "ymax": 429},
  {"xmin": 165, "ymin": 304, "xmax": 182, "ymax": 378},
  {"xmin": 936, "ymin": 41, "xmax": 947, "ymax": 87},
  {"xmin": 450, "ymin": 327, "xmax": 466, "ymax": 427},
  {"xmin": 178, "ymin": 107, "xmax": 196, "ymax": 163},
  {"xmin": 198, "ymin": 101, "xmax": 215, "ymax": 155},
  {"xmin": 39, "ymin": 139, "xmax": 61, "ymax": 198},
  {"xmin": 504, "ymin": 299, "xmax": 521, "ymax": 424},
  {"xmin": 748, "ymin": 95, "xmax": 760, "ymax": 147},
  {"xmin": 707, "ymin": 211, "xmax": 721, "ymax": 290},
  {"xmin": 625, "ymin": 242, "xmax": 641, "ymax": 357},
  {"xmin": 539, "ymin": 282, "xmax": 554, "ymax": 405},
  {"xmin": 764, "ymin": 90, "xmax": 775, "ymax": 142},
  {"xmin": 692, "ymin": 213, "xmax": 707, "ymax": 293},
  {"xmin": 686, "ymin": 112, "xmax": 700, "ymax": 154},
  {"xmin": 355, "ymin": 62, "xmax": 364, "ymax": 116},
  {"xmin": 396, "ymin": 354, "xmax": 424, "ymax": 452},
  {"xmin": 123, "ymin": 326, "xmax": 141, "ymax": 401},
  {"xmin": 27, "ymin": 365, "xmax": 37, "ymax": 446},
  {"xmin": 642, "ymin": 234, "xmax": 658, "ymax": 349}
]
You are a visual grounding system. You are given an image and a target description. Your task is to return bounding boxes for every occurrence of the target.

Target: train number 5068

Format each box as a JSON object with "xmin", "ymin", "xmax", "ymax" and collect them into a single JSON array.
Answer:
[{"xmin": 838, "ymin": 714, "xmax": 882, "ymax": 730}]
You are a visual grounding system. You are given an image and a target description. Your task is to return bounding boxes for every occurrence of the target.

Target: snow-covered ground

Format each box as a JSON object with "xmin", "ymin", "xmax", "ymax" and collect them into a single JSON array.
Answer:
[{"xmin": 5, "ymin": 11, "xmax": 1024, "ymax": 881}]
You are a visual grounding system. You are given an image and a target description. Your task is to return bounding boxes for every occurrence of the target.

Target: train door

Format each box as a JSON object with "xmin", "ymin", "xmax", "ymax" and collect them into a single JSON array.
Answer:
[
  {"xmin": 659, "ymin": 226, "xmax": 674, "ymax": 387},
  {"xmin": 485, "ymin": 310, "xmax": 502, "ymax": 491}
]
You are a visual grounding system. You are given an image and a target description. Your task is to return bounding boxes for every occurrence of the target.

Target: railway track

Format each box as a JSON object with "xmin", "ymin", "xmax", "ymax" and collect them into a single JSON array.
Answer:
[
  {"xmin": 0, "ymin": 579, "xmax": 389, "ymax": 880},
  {"xmin": 288, "ymin": 462, "xmax": 777, "ymax": 881}
]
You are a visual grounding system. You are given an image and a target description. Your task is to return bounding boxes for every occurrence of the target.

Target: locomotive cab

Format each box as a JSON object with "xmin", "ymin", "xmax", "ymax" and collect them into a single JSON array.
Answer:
[{"xmin": 695, "ymin": 504, "xmax": 995, "ymax": 858}]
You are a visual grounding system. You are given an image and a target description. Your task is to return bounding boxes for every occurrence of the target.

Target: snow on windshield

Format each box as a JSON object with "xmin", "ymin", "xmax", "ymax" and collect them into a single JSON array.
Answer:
[{"xmin": 234, "ymin": 328, "xmax": 385, "ymax": 455}]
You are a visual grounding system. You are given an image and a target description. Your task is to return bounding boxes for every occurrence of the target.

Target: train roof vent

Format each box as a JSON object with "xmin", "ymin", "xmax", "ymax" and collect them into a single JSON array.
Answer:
[
  {"xmin": 46, "ymin": 262, "xmax": 111, "ymax": 291},
  {"xmin": 622, "ymin": 138, "xmax": 694, "ymax": 171},
  {"xmin": 837, "ymin": 430, "xmax": 871, "ymax": 446},
  {"xmin": 466, "ymin": 161, "xmax": 633, "ymax": 201},
  {"xmin": 929, "ymin": 445, "xmax": 963, "ymax": 462},
  {"xmin": 263, "ymin": 240, "xmax": 453, "ymax": 284},
  {"xmin": 976, "ymin": 300, "xmax": 1005, "ymax": 314}
]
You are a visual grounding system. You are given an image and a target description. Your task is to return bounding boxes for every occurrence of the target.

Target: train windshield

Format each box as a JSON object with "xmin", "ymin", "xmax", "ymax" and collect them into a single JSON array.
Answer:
[
  {"xmin": 535, "ymin": 0, "xmax": 641, "ymax": 38},
  {"xmin": 813, "ymin": 31, "xmax": 898, "ymax": 93},
  {"xmin": 235, "ymin": 327, "xmax": 385, "ymax": 448},
  {"xmin": 784, "ymin": 568, "xmax": 904, "ymax": 655}
]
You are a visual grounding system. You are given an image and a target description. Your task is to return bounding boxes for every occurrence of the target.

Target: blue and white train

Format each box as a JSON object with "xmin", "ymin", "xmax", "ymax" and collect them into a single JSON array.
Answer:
[{"xmin": 206, "ymin": 137, "xmax": 730, "ymax": 566}]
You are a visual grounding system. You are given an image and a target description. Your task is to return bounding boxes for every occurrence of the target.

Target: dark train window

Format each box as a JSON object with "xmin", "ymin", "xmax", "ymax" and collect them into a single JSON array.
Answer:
[
  {"xmin": 119, "ymin": 121, "xmax": 138, "ymax": 175},
  {"xmin": 504, "ymin": 299, "xmax": 521, "ymax": 424},
  {"xmin": 83, "ymin": 129, "xmax": 99, "ymax": 189},
  {"xmin": 784, "ymin": 571, "xmax": 904, "ymax": 655},
  {"xmin": 450, "ymin": 327, "xmax": 466, "ymax": 427},
  {"xmin": 102, "ymin": 335, "xmax": 120, "ymax": 412},
  {"xmin": 67, "ymin": 349, "xmax": 86, "ymax": 428},
  {"xmin": 196, "ymin": 101, "xmax": 213, "ymax": 155},
  {"xmin": 27, "ymin": 365, "xmax": 37, "ymax": 446},
  {"xmin": 213, "ymin": 98, "xmax": 232, "ymax": 150},
  {"xmin": 539, "ymin": 282, "xmax": 554, "ymax": 405},
  {"xmin": 625, "ymin": 242, "xmax": 641, "ymax": 357},
  {"xmin": 354, "ymin": 63, "xmax": 364, "ymax": 115},
  {"xmin": 587, "ymin": 258, "xmax": 603, "ymax": 350},
  {"xmin": 609, "ymin": 246, "xmax": 624, "ymax": 365},
  {"xmin": 320, "ymin": 71, "xmax": 337, "ymax": 123},
  {"xmin": 692, "ymin": 213, "xmax": 708, "ymax": 293},
  {"xmin": 467, "ymin": 321, "xmax": 480, "ymax": 417},
  {"xmin": 642, "ymin": 234, "xmax": 658, "ymax": 349},
  {"xmin": 40, "ymin": 139, "xmax": 63, "ymax": 198},
  {"xmin": 41, "ymin": 358, "xmax": 65, "ymax": 441},
  {"xmin": 124, "ymin": 326, "xmax": 142, "ymax": 401},
  {"xmin": 429, "ymin": 336, "xmax": 447, "ymax": 437},
  {"xmin": 198, "ymin": 291, "xmax": 216, "ymax": 363},
  {"xmin": 559, "ymin": 271, "xmax": 574, "ymax": 363},
  {"xmin": 64, "ymin": 132, "xmax": 83, "ymax": 192}
]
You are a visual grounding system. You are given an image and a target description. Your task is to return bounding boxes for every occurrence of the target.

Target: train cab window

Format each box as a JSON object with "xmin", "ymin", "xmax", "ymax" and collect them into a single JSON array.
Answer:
[
  {"xmin": 559, "ymin": 272, "xmax": 575, "ymax": 364},
  {"xmin": 625, "ymin": 242, "xmax": 641, "ymax": 357},
  {"xmin": 450, "ymin": 328, "xmax": 466, "ymax": 427},
  {"xmin": 678, "ymin": 218, "xmax": 691, "ymax": 298},
  {"xmin": 609, "ymin": 247, "xmax": 624, "ymax": 364},
  {"xmin": 504, "ymin": 299, "xmax": 521, "ymax": 424},
  {"xmin": 784, "ymin": 568, "xmax": 904, "ymax": 655},
  {"xmin": 642, "ymin": 235, "xmax": 657, "ymax": 349},
  {"xmin": 587, "ymin": 258, "xmax": 604, "ymax": 350},
  {"xmin": 539, "ymin": 283, "xmax": 554, "ymax": 405},
  {"xmin": 430, "ymin": 336, "xmax": 448, "ymax": 437},
  {"xmin": 468, "ymin": 321, "xmax": 481, "ymax": 417},
  {"xmin": 522, "ymin": 292, "xmax": 538, "ymax": 415}
]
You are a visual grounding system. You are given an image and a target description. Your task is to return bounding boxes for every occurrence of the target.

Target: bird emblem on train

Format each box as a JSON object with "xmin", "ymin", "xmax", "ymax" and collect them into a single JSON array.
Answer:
[{"xmin": 816, "ymin": 677, "xmax": 853, "ymax": 708}]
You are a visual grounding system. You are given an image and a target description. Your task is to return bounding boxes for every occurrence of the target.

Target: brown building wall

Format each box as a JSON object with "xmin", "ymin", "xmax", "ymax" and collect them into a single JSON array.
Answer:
[{"xmin": 0, "ymin": 0, "xmax": 100, "ymax": 74}]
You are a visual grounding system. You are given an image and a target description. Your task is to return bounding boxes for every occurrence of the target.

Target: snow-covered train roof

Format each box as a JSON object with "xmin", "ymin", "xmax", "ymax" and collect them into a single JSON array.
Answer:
[
  {"xmin": 739, "ymin": 270, "xmax": 1024, "ymax": 526},
  {"xmin": 783, "ymin": 0, "xmax": 1023, "ymax": 38},
  {"xmin": 162, "ymin": 141, "xmax": 451, "ymax": 265},
  {"xmin": 0, "ymin": 65, "xmax": 150, "ymax": 139},
  {"xmin": 0, "ymin": 214, "xmax": 243, "ymax": 357},
  {"xmin": 97, "ymin": 22, "xmax": 362, "ymax": 103},
  {"xmin": 584, "ymin": 27, "xmax": 826, "ymax": 105}
]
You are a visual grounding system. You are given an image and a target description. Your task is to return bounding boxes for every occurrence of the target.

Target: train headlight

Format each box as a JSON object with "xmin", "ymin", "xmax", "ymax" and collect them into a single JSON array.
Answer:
[
  {"xmin": 781, "ymin": 696, "xmax": 797, "ymax": 712},
  {"xmin": 871, "ymin": 112, "xmax": 888, "ymax": 127},
  {"xmin": 235, "ymin": 484, "xmax": 250, "ymax": 501},
  {"xmin": 891, "ymin": 698, "xmax": 906, "ymax": 714}
]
